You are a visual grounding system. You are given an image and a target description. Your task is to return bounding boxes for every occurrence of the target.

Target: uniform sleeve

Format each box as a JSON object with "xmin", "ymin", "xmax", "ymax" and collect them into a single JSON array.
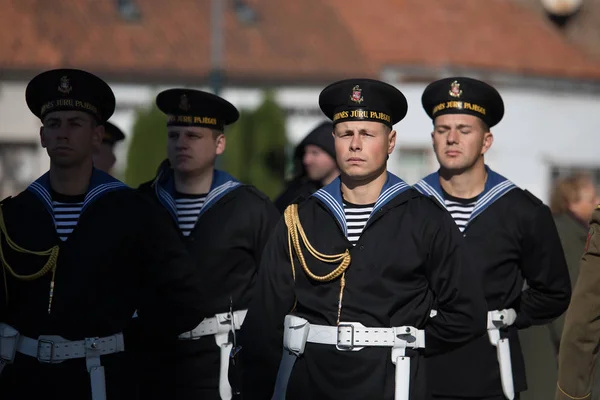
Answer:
[
  {"xmin": 514, "ymin": 204, "xmax": 572, "ymax": 329},
  {"xmin": 424, "ymin": 207, "xmax": 488, "ymax": 356},
  {"xmin": 548, "ymin": 216, "xmax": 583, "ymax": 353},
  {"xmin": 555, "ymin": 209, "xmax": 600, "ymax": 400},
  {"xmin": 0, "ymin": 260, "xmax": 5, "ymax": 321},
  {"xmin": 135, "ymin": 197, "xmax": 209, "ymax": 339},
  {"xmin": 0, "ymin": 202, "xmax": 9, "ymax": 320},
  {"xmin": 237, "ymin": 218, "xmax": 296, "ymax": 399},
  {"xmin": 252, "ymin": 197, "xmax": 281, "ymax": 267}
]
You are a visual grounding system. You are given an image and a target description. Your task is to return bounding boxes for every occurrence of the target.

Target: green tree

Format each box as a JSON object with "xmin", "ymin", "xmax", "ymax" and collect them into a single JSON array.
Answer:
[
  {"xmin": 222, "ymin": 91, "xmax": 288, "ymax": 199},
  {"xmin": 124, "ymin": 103, "xmax": 168, "ymax": 187},
  {"xmin": 221, "ymin": 110, "xmax": 252, "ymax": 182}
]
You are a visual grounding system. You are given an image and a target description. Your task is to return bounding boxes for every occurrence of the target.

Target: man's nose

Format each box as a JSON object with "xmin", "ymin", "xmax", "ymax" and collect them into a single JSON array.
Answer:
[
  {"xmin": 55, "ymin": 125, "xmax": 70, "ymax": 138},
  {"xmin": 446, "ymin": 129, "xmax": 459, "ymax": 144},
  {"xmin": 176, "ymin": 136, "xmax": 188, "ymax": 148},
  {"xmin": 349, "ymin": 134, "xmax": 362, "ymax": 150}
]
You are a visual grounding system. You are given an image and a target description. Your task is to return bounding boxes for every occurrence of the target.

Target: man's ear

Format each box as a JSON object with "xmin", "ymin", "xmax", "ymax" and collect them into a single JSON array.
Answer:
[
  {"xmin": 387, "ymin": 129, "xmax": 397, "ymax": 155},
  {"xmin": 39, "ymin": 126, "xmax": 46, "ymax": 148},
  {"xmin": 215, "ymin": 133, "xmax": 226, "ymax": 155},
  {"xmin": 481, "ymin": 131, "xmax": 494, "ymax": 155}
]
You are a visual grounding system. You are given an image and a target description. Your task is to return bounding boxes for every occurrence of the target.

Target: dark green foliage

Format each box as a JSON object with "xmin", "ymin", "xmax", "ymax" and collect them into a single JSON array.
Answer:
[
  {"xmin": 124, "ymin": 103, "xmax": 168, "ymax": 187},
  {"xmin": 222, "ymin": 91, "xmax": 288, "ymax": 199}
]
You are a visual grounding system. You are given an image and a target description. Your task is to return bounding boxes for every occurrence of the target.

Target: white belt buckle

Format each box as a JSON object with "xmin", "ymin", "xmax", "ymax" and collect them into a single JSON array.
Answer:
[
  {"xmin": 336, "ymin": 322, "xmax": 364, "ymax": 352},
  {"xmin": 336, "ymin": 323, "xmax": 354, "ymax": 351},
  {"xmin": 36, "ymin": 338, "xmax": 55, "ymax": 363}
]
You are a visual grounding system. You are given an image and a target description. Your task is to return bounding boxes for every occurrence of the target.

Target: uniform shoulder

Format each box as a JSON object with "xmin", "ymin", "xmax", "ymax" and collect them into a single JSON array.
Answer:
[
  {"xmin": 237, "ymin": 184, "xmax": 273, "ymax": 203},
  {"xmin": 399, "ymin": 188, "xmax": 458, "ymax": 235},
  {"xmin": 105, "ymin": 186, "xmax": 155, "ymax": 209},
  {"xmin": 294, "ymin": 192, "xmax": 323, "ymax": 215},
  {"xmin": 115, "ymin": 190, "xmax": 176, "ymax": 226},
  {"xmin": 496, "ymin": 187, "xmax": 545, "ymax": 212},
  {"xmin": 0, "ymin": 195, "xmax": 16, "ymax": 213},
  {"xmin": 501, "ymin": 188, "xmax": 555, "ymax": 229},
  {"xmin": 406, "ymin": 187, "xmax": 446, "ymax": 212},
  {"xmin": 289, "ymin": 193, "xmax": 310, "ymax": 207},
  {"xmin": 95, "ymin": 186, "xmax": 142, "ymax": 209},
  {"xmin": 515, "ymin": 188, "xmax": 543, "ymax": 206},
  {"xmin": 137, "ymin": 179, "xmax": 156, "ymax": 192},
  {"xmin": 0, "ymin": 189, "xmax": 38, "ymax": 209},
  {"xmin": 0, "ymin": 195, "xmax": 13, "ymax": 206}
]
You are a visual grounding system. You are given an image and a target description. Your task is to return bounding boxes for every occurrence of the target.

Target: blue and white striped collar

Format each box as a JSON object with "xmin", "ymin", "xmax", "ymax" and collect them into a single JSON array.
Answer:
[
  {"xmin": 27, "ymin": 167, "xmax": 129, "ymax": 224},
  {"xmin": 312, "ymin": 172, "xmax": 410, "ymax": 236},
  {"xmin": 154, "ymin": 168, "xmax": 242, "ymax": 223},
  {"xmin": 414, "ymin": 165, "xmax": 517, "ymax": 224}
]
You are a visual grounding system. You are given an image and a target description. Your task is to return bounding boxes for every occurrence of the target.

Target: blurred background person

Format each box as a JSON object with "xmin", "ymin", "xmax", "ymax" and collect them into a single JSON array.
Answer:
[
  {"xmin": 548, "ymin": 172, "xmax": 599, "ymax": 353},
  {"xmin": 551, "ymin": 172, "xmax": 600, "ymax": 399},
  {"xmin": 274, "ymin": 121, "xmax": 338, "ymax": 212},
  {"xmin": 555, "ymin": 204, "xmax": 600, "ymax": 400},
  {"xmin": 94, "ymin": 121, "xmax": 125, "ymax": 175},
  {"xmin": 521, "ymin": 172, "xmax": 600, "ymax": 400}
]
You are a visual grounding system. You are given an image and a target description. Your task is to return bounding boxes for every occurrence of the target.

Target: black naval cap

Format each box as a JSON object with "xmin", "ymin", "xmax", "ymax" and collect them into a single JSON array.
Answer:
[
  {"xmin": 156, "ymin": 88, "xmax": 239, "ymax": 131},
  {"xmin": 319, "ymin": 78, "xmax": 408, "ymax": 128},
  {"xmin": 25, "ymin": 68, "xmax": 116, "ymax": 123},
  {"xmin": 102, "ymin": 121, "xmax": 125, "ymax": 145},
  {"xmin": 421, "ymin": 77, "xmax": 504, "ymax": 128}
]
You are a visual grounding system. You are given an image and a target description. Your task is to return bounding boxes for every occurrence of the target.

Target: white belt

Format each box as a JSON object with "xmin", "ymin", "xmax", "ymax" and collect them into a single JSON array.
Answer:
[
  {"xmin": 487, "ymin": 309, "xmax": 517, "ymax": 400},
  {"xmin": 0, "ymin": 323, "xmax": 124, "ymax": 400},
  {"xmin": 273, "ymin": 315, "xmax": 425, "ymax": 400},
  {"xmin": 307, "ymin": 322, "xmax": 425, "ymax": 351},
  {"xmin": 178, "ymin": 310, "xmax": 247, "ymax": 400}
]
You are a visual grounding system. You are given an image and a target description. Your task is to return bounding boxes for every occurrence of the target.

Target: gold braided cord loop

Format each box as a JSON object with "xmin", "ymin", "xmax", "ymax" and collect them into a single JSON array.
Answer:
[
  {"xmin": 283, "ymin": 204, "xmax": 351, "ymax": 324},
  {"xmin": 0, "ymin": 205, "xmax": 59, "ymax": 313}
]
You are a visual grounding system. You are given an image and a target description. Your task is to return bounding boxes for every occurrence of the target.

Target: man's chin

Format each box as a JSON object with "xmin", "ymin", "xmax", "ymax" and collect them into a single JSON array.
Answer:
[
  {"xmin": 50, "ymin": 156, "xmax": 82, "ymax": 168},
  {"xmin": 174, "ymin": 166, "xmax": 195, "ymax": 174},
  {"xmin": 439, "ymin": 159, "xmax": 475, "ymax": 175},
  {"xmin": 341, "ymin": 169, "xmax": 377, "ymax": 183},
  {"xmin": 306, "ymin": 172, "xmax": 325, "ymax": 182},
  {"xmin": 173, "ymin": 163, "xmax": 211, "ymax": 176}
]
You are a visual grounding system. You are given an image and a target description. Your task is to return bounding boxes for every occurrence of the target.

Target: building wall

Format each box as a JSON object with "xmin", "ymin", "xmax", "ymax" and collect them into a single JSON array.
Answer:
[
  {"xmin": 1, "ymin": 79, "xmax": 599, "ymax": 202},
  {"xmin": 0, "ymin": 82, "xmax": 49, "ymax": 197},
  {"xmin": 392, "ymin": 82, "xmax": 600, "ymax": 200}
]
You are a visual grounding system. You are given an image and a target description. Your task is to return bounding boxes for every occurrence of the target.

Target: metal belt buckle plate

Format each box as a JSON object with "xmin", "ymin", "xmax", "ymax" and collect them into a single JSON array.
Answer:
[
  {"xmin": 37, "ymin": 338, "xmax": 55, "ymax": 363},
  {"xmin": 336, "ymin": 323, "xmax": 355, "ymax": 351}
]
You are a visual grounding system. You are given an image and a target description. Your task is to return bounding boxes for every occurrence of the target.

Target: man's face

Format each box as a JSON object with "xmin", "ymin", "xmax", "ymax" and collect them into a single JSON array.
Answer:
[
  {"xmin": 431, "ymin": 113, "xmax": 493, "ymax": 173},
  {"xmin": 40, "ymin": 110, "xmax": 102, "ymax": 168},
  {"xmin": 333, "ymin": 121, "xmax": 395, "ymax": 182},
  {"xmin": 167, "ymin": 126, "xmax": 225, "ymax": 175},
  {"xmin": 570, "ymin": 182, "xmax": 600, "ymax": 223},
  {"xmin": 302, "ymin": 144, "xmax": 337, "ymax": 183},
  {"xmin": 93, "ymin": 142, "xmax": 117, "ymax": 173}
]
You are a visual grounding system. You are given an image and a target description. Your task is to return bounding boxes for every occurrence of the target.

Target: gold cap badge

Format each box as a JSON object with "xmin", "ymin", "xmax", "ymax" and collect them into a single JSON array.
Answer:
[
  {"xmin": 57, "ymin": 76, "xmax": 72, "ymax": 95},
  {"xmin": 179, "ymin": 94, "xmax": 190, "ymax": 111},
  {"xmin": 449, "ymin": 80, "xmax": 462, "ymax": 98},
  {"xmin": 350, "ymin": 85, "xmax": 364, "ymax": 104}
]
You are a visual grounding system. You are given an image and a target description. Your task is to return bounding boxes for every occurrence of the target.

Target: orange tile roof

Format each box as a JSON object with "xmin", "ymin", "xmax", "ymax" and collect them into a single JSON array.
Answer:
[
  {"xmin": 1, "ymin": 0, "xmax": 599, "ymax": 83},
  {"xmin": 0, "ymin": 0, "xmax": 373, "ymax": 83},
  {"xmin": 332, "ymin": 0, "xmax": 600, "ymax": 80}
]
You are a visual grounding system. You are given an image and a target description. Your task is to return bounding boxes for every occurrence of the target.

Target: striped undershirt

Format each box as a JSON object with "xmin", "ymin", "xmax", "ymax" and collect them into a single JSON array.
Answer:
[
  {"xmin": 175, "ymin": 192, "xmax": 207, "ymax": 236},
  {"xmin": 52, "ymin": 191, "xmax": 85, "ymax": 241},
  {"xmin": 343, "ymin": 200, "xmax": 374, "ymax": 246},
  {"xmin": 441, "ymin": 190, "xmax": 478, "ymax": 232}
]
